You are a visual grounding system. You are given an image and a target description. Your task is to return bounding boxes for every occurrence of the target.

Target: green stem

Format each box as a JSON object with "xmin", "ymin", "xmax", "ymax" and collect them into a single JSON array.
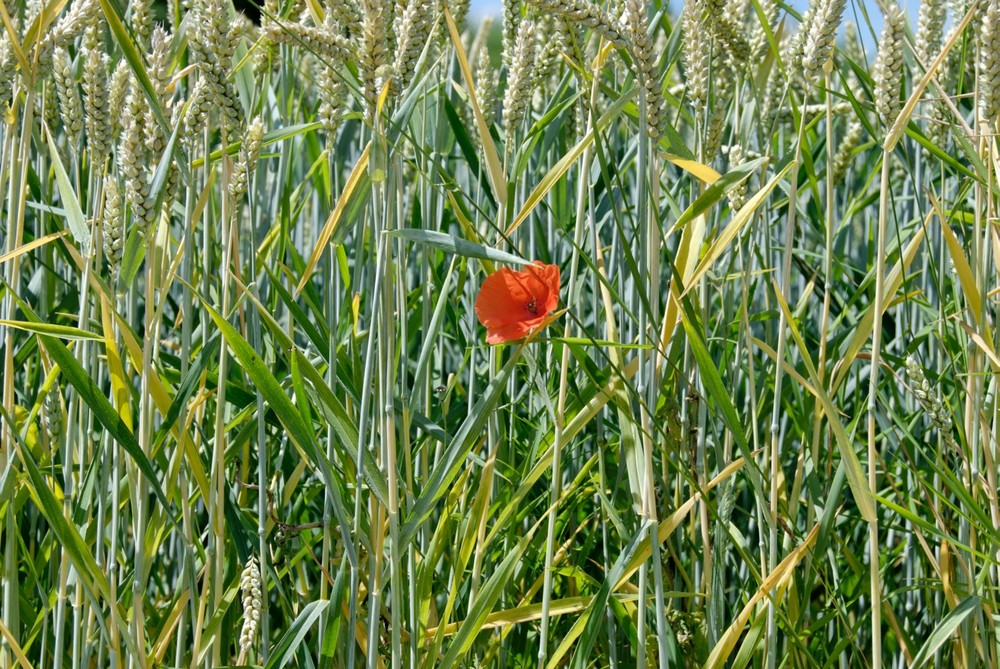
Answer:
[
  {"xmin": 766, "ymin": 97, "xmax": 806, "ymax": 667},
  {"xmin": 867, "ymin": 146, "xmax": 891, "ymax": 669}
]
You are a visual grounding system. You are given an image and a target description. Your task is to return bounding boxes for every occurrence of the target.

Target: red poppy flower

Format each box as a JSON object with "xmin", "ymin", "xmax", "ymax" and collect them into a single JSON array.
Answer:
[{"xmin": 475, "ymin": 261, "xmax": 560, "ymax": 344}]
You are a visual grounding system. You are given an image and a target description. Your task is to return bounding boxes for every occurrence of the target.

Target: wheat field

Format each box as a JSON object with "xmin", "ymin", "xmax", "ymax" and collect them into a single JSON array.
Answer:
[{"xmin": 0, "ymin": 0, "xmax": 998, "ymax": 666}]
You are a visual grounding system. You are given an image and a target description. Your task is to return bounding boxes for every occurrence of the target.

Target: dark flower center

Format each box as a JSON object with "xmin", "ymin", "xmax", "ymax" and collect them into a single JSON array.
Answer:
[{"xmin": 525, "ymin": 299, "xmax": 538, "ymax": 315}]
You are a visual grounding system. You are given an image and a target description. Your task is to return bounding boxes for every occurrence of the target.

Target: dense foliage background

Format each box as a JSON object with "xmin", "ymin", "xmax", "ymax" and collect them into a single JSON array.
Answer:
[{"xmin": 0, "ymin": 0, "xmax": 997, "ymax": 666}]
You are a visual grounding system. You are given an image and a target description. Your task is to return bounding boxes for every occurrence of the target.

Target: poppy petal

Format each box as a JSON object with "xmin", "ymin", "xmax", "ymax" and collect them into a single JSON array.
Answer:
[
  {"xmin": 485, "ymin": 321, "xmax": 533, "ymax": 344},
  {"xmin": 526, "ymin": 262, "xmax": 560, "ymax": 313},
  {"xmin": 475, "ymin": 262, "xmax": 561, "ymax": 344},
  {"xmin": 475, "ymin": 267, "xmax": 532, "ymax": 327}
]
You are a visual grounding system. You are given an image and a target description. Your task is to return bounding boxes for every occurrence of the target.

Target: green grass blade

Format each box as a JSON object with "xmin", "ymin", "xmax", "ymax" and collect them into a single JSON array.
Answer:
[
  {"xmin": 910, "ymin": 596, "xmax": 980, "ymax": 669},
  {"xmin": 389, "ymin": 229, "xmax": 529, "ymax": 266},
  {"xmin": 264, "ymin": 600, "xmax": 331, "ymax": 669},
  {"xmin": 43, "ymin": 123, "xmax": 91, "ymax": 253}
]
